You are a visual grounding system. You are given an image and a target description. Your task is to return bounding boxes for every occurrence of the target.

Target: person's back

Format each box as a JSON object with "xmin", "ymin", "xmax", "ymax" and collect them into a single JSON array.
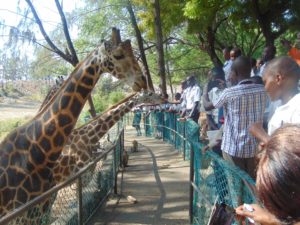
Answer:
[
  {"xmin": 213, "ymin": 56, "xmax": 267, "ymax": 178},
  {"xmin": 217, "ymin": 82, "xmax": 267, "ymax": 157}
]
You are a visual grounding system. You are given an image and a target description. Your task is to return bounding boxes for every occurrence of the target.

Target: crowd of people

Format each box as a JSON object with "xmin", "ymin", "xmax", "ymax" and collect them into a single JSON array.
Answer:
[{"xmin": 130, "ymin": 37, "xmax": 300, "ymax": 224}]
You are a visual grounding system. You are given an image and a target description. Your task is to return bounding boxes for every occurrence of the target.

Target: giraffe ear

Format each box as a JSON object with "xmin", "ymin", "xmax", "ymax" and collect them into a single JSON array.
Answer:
[{"xmin": 111, "ymin": 27, "xmax": 121, "ymax": 46}]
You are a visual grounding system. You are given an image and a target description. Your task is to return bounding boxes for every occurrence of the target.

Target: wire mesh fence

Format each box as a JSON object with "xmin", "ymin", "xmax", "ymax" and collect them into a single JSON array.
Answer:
[
  {"xmin": 143, "ymin": 111, "xmax": 257, "ymax": 225},
  {"xmin": 0, "ymin": 121, "xmax": 124, "ymax": 225}
]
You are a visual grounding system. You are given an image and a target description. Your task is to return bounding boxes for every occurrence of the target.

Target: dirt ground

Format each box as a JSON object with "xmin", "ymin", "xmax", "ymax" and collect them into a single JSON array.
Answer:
[{"xmin": 0, "ymin": 98, "xmax": 40, "ymax": 120}]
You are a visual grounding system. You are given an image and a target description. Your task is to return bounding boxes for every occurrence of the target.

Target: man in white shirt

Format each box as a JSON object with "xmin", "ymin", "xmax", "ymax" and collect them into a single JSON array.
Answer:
[
  {"xmin": 250, "ymin": 56, "xmax": 300, "ymax": 143},
  {"xmin": 181, "ymin": 75, "xmax": 201, "ymax": 123},
  {"xmin": 223, "ymin": 47, "xmax": 232, "ymax": 82}
]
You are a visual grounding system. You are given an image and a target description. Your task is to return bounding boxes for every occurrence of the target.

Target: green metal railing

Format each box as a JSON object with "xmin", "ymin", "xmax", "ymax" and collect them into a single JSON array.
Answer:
[
  {"xmin": 0, "ymin": 122, "xmax": 125, "ymax": 225},
  {"xmin": 142, "ymin": 111, "xmax": 257, "ymax": 225}
]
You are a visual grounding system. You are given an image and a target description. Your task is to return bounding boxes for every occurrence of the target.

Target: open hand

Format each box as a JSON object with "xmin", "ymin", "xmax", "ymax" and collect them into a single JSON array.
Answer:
[{"xmin": 235, "ymin": 204, "xmax": 280, "ymax": 225}]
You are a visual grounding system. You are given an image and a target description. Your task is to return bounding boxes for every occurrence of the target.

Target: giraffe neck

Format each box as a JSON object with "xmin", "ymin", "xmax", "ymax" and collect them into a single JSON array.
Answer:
[
  {"xmin": 38, "ymin": 81, "xmax": 64, "ymax": 113},
  {"xmin": 54, "ymin": 94, "xmax": 140, "ymax": 184},
  {"xmin": 69, "ymin": 95, "xmax": 139, "ymax": 148},
  {"xmin": 34, "ymin": 56, "xmax": 106, "ymax": 162},
  {"xmin": 0, "ymin": 50, "xmax": 106, "ymax": 171}
]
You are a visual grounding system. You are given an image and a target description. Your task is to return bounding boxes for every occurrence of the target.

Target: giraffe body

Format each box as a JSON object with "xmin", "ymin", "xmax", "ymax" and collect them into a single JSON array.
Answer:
[{"xmin": 0, "ymin": 30, "xmax": 147, "ymax": 218}]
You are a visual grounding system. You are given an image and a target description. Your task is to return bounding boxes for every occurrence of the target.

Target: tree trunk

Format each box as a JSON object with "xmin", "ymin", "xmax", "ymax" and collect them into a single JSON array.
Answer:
[
  {"xmin": 165, "ymin": 43, "xmax": 173, "ymax": 98},
  {"xmin": 206, "ymin": 27, "xmax": 223, "ymax": 67},
  {"xmin": 251, "ymin": 0, "xmax": 275, "ymax": 47},
  {"xmin": 126, "ymin": 0, "xmax": 154, "ymax": 92},
  {"xmin": 153, "ymin": 0, "xmax": 167, "ymax": 96}
]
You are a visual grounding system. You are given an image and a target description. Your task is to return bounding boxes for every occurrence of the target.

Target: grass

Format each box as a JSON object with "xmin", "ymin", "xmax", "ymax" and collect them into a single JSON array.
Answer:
[{"xmin": 0, "ymin": 117, "xmax": 28, "ymax": 141}]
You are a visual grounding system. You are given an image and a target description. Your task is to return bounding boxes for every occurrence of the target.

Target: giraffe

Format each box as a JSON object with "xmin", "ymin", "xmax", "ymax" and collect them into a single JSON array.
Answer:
[
  {"xmin": 53, "ymin": 90, "xmax": 165, "ymax": 184},
  {"xmin": 38, "ymin": 76, "xmax": 65, "ymax": 112},
  {"xmin": 0, "ymin": 28, "xmax": 147, "ymax": 218}
]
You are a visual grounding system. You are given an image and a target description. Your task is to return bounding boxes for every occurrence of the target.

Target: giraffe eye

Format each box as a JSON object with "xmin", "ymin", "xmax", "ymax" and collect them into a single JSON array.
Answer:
[{"xmin": 114, "ymin": 54, "xmax": 125, "ymax": 60}]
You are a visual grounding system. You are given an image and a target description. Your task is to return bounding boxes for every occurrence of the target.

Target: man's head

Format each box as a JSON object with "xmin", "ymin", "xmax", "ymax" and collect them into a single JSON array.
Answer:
[
  {"xmin": 175, "ymin": 92, "xmax": 181, "ymax": 101},
  {"xmin": 181, "ymin": 80, "xmax": 187, "ymax": 90},
  {"xmin": 209, "ymin": 67, "xmax": 226, "ymax": 89},
  {"xmin": 262, "ymin": 45, "xmax": 276, "ymax": 62},
  {"xmin": 186, "ymin": 74, "xmax": 197, "ymax": 87},
  {"xmin": 229, "ymin": 56, "xmax": 251, "ymax": 85},
  {"xmin": 223, "ymin": 47, "xmax": 232, "ymax": 61},
  {"xmin": 230, "ymin": 47, "xmax": 242, "ymax": 61},
  {"xmin": 262, "ymin": 56, "xmax": 300, "ymax": 101}
]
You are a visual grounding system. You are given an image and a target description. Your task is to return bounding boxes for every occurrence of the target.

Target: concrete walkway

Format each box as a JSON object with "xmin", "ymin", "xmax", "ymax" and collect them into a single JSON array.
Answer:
[{"xmin": 88, "ymin": 128, "xmax": 190, "ymax": 225}]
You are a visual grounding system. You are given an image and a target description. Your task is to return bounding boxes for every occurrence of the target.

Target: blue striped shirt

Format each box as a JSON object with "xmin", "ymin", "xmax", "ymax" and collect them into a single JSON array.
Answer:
[{"xmin": 213, "ymin": 80, "xmax": 267, "ymax": 158}]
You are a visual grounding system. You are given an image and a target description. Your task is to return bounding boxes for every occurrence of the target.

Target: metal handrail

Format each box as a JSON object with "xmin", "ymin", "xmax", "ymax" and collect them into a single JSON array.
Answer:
[
  {"xmin": 0, "ymin": 128, "xmax": 124, "ymax": 225},
  {"xmin": 142, "ymin": 112, "xmax": 257, "ymax": 225}
]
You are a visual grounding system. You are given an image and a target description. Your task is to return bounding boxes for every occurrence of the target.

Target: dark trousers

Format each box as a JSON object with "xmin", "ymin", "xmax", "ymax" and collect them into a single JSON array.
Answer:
[
  {"xmin": 222, "ymin": 152, "xmax": 256, "ymax": 180},
  {"xmin": 186, "ymin": 109, "xmax": 200, "ymax": 123}
]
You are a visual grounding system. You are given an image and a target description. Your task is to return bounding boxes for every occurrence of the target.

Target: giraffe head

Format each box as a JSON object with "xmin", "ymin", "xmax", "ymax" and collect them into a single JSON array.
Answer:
[
  {"xmin": 134, "ymin": 90, "xmax": 166, "ymax": 105},
  {"xmin": 97, "ymin": 28, "xmax": 147, "ymax": 91}
]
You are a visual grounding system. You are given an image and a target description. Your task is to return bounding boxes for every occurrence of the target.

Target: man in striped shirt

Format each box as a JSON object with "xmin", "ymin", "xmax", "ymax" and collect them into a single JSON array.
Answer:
[{"xmin": 204, "ymin": 56, "xmax": 267, "ymax": 179}]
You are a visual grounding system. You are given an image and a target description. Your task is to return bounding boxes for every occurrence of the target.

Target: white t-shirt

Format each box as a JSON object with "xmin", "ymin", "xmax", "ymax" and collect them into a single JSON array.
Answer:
[
  {"xmin": 185, "ymin": 85, "xmax": 201, "ymax": 110},
  {"xmin": 208, "ymin": 87, "xmax": 224, "ymax": 123},
  {"xmin": 258, "ymin": 63, "xmax": 267, "ymax": 77},
  {"xmin": 180, "ymin": 89, "xmax": 188, "ymax": 110},
  {"xmin": 223, "ymin": 60, "xmax": 233, "ymax": 82},
  {"xmin": 268, "ymin": 93, "xmax": 300, "ymax": 135}
]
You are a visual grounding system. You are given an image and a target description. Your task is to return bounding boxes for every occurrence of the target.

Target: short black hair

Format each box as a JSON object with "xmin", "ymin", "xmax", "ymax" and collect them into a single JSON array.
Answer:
[{"xmin": 250, "ymin": 76, "xmax": 263, "ymax": 84}]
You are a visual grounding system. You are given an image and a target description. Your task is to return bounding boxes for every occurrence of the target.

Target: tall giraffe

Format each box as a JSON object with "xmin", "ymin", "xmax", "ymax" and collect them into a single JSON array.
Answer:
[
  {"xmin": 38, "ymin": 76, "xmax": 65, "ymax": 112},
  {"xmin": 53, "ymin": 91, "xmax": 165, "ymax": 183},
  {"xmin": 0, "ymin": 28, "xmax": 147, "ymax": 217}
]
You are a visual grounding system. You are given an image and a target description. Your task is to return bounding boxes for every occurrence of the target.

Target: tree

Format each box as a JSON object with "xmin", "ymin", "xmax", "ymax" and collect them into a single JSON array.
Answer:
[
  {"xmin": 126, "ymin": 0, "xmax": 154, "ymax": 91},
  {"xmin": 233, "ymin": 0, "xmax": 300, "ymax": 47},
  {"xmin": 153, "ymin": 0, "xmax": 167, "ymax": 96},
  {"xmin": 25, "ymin": 0, "xmax": 97, "ymax": 117}
]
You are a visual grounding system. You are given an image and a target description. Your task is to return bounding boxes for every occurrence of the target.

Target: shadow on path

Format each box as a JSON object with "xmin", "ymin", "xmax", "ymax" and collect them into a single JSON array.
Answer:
[{"xmin": 88, "ymin": 128, "xmax": 190, "ymax": 225}]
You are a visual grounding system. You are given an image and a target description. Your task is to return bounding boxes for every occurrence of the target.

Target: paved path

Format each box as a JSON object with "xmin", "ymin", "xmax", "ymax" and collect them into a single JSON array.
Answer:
[{"xmin": 88, "ymin": 128, "xmax": 190, "ymax": 225}]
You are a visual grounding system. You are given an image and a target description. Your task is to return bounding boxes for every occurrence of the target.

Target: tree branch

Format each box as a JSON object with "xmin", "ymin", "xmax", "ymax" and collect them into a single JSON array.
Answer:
[
  {"xmin": 25, "ymin": 0, "xmax": 72, "ymax": 64},
  {"xmin": 54, "ymin": 0, "xmax": 78, "ymax": 66}
]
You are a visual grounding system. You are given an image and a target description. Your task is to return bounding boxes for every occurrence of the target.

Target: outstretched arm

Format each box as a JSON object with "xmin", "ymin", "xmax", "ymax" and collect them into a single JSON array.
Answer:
[
  {"xmin": 203, "ymin": 84, "xmax": 215, "ymax": 111},
  {"xmin": 249, "ymin": 122, "xmax": 270, "ymax": 145}
]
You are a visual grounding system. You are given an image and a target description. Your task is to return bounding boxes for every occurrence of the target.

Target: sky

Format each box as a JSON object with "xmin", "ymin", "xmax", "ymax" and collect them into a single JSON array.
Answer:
[
  {"xmin": 0, "ymin": 0, "xmax": 84, "ymax": 80},
  {"xmin": 0, "ymin": 0, "xmax": 82, "ymax": 46}
]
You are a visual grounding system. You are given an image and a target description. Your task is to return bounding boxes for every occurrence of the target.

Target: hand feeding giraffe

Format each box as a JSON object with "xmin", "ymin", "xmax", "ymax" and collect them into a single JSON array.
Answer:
[
  {"xmin": 53, "ymin": 91, "xmax": 165, "ymax": 184},
  {"xmin": 0, "ymin": 28, "xmax": 147, "ymax": 220}
]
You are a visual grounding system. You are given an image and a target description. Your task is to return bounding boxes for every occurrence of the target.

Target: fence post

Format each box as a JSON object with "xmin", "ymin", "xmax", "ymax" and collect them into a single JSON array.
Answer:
[
  {"xmin": 173, "ymin": 113, "xmax": 176, "ymax": 145},
  {"xmin": 113, "ymin": 145, "xmax": 118, "ymax": 194},
  {"xmin": 162, "ymin": 112, "xmax": 165, "ymax": 141},
  {"xmin": 189, "ymin": 145, "xmax": 194, "ymax": 224},
  {"xmin": 77, "ymin": 177, "xmax": 83, "ymax": 225},
  {"xmin": 120, "ymin": 129, "xmax": 124, "ymax": 168},
  {"xmin": 183, "ymin": 122, "xmax": 186, "ymax": 160}
]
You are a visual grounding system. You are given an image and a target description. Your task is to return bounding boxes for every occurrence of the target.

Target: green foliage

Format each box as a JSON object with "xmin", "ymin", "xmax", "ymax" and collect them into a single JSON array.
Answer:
[
  {"xmin": 0, "ymin": 118, "xmax": 28, "ymax": 141},
  {"xmin": 30, "ymin": 43, "xmax": 71, "ymax": 80},
  {"xmin": 93, "ymin": 96, "xmax": 109, "ymax": 113},
  {"xmin": 133, "ymin": 0, "xmax": 185, "ymax": 39},
  {"xmin": 109, "ymin": 91, "xmax": 125, "ymax": 104}
]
